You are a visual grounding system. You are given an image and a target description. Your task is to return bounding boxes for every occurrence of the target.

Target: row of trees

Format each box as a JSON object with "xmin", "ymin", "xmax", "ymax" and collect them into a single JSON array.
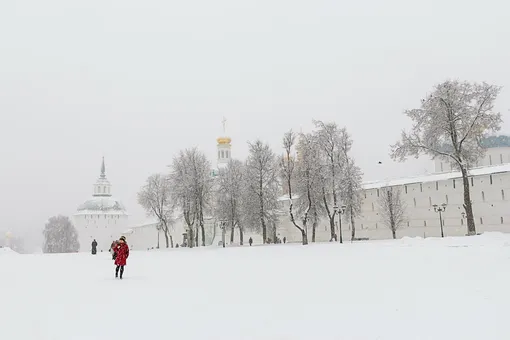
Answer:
[
  {"xmin": 138, "ymin": 79, "xmax": 503, "ymax": 247},
  {"xmin": 138, "ymin": 120, "xmax": 367, "ymax": 247}
]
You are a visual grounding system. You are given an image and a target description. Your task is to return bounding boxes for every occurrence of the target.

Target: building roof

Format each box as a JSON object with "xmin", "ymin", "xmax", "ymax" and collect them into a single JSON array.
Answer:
[
  {"xmin": 363, "ymin": 163, "xmax": 510, "ymax": 190},
  {"xmin": 75, "ymin": 197, "xmax": 128, "ymax": 215}
]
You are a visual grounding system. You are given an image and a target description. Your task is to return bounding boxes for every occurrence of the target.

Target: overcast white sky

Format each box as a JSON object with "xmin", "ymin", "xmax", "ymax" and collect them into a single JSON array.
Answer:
[{"xmin": 1, "ymin": 0, "xmax": 509, "ymax": 243}]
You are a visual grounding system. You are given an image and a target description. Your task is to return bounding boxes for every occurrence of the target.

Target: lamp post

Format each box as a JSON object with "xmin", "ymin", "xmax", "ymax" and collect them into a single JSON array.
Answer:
[
  {"xmin": 334, "ymin": 204, "xmax": 347, "ymax": 243},
  {"xmin": 221, "ymin": 220, "xmax": 226, "ymax": 248},
  {"xmin": 433, "ymin": 203, "xmax": 447, "ymax": 238}
]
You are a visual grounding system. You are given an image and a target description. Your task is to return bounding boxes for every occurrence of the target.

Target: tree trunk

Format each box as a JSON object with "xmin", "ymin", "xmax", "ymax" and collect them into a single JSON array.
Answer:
[
  {"xmin": 301, "ymin": 228, "xmax": 308, "ymax": 245},
  {"xmin": 312, "ymin": 210, "xmax": 318, "ymax": 242},
  {"xmin": 200, "ymin": 224, "xmax": 206, "ymax": 246},
  {"xmin": 163, "ymin": 229, "xmax": 169, "ymax": 248},
  {"xmin": 329, "ymin": 216, "xmax": 335, "ymax": 241},
  {"xmin": 391, "ymin": 227, "xmax": 396, "ymax": 239},
  {"xmin": 188, "ymin": 227, "xmax": 194, "ymax": 248},
  {"xmin": 461, "ymin": 167, "xmax": 476, "ymax": 235},
  {"xmin": 350, "ymin": 206, "xmax": 356, "ymax": 241},
  {"xmin": 239, "ymin": 226, "xmax": 244, "ymax": 245},
  {"xmin": 195, "ymin": 226, "xmax": 199, "ymax": 247},
  {"xmin": 169, "ymin": 234, "xmax": 174, "ymax": 248},
  {"xmin": 230, "ymin": 226, "xmax": 235, "ymax": 243},
  {"xmin": 272, "ymin": 222, "xmax": 277, "ymax": 243},
  {"xmin": 261, "ymin": 217, "xmax": 267, "ymax": 244}
]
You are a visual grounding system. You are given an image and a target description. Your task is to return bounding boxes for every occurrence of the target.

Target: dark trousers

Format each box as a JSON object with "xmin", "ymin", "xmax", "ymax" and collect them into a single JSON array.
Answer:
[{"xmin": 115, "ymin": 265, "xmax": 124, "ymax": 278}]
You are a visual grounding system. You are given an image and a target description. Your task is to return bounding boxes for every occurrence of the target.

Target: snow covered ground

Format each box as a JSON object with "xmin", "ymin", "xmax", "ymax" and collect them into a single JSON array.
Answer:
[{"xmin": 2, "ymin": 234, "xmax": 510, "ymax": 340}]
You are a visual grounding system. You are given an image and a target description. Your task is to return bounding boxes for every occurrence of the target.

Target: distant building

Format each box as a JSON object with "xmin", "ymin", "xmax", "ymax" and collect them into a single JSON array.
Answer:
[{"xmin": 73, "ymin": 158, "xmax": 129, "ymax": 252}]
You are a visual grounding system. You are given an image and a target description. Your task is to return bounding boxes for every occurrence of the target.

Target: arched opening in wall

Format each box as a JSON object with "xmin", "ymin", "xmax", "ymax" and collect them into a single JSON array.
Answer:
[
  {"xmin": 440, "ymin": 162, "xmax": 443, "ymax": 172},
  {"xmin": 218, "ymin": 151, "xmax": 220, "ymax": 159},
  {"xmin": 413, "ymin": 198, "xmax": 416, "ymax": 207},
  {"xmin": 453, "ymin": 179, "xmax": 456, "ymax": 189},
  {"xmin": 482, "ymin": 191, "xmax": 485, "ymax": 202},
  {"xmin": 445, "ymin": 195, "xmax": 448, "ymax": 204},
  {"xmin": 221, "ymin": 150, "xmax": 224, "ymax": 158},
  {"xmin": 405, "ymin": 185, "xmax": 408, "ymax": 194},
  {"xmin": 407, "ymin": 221, "xmax": 410, "ymax": 227},
  {"xmin": 500, "ymin": 154, "xmax": 504, "ymax": 164},
  {"xmin": 420, "ymin": 183, "xmax": 423, "ymax": 192},
  {"xmin": 424, "ymin": 220, "xmax": 427, "ymax": 227},
  {"xmin": 471, "ymin": 177, "xmax": 474, "ymax": 186},
  {"xmin": 377, "ymin": 189, "xmax": 380, "ymax": 197},
  {"xmin": 502, "ymin": 190, "xmax": 505, "ymax": 201},
  {"xmin": 489, "ymin": 155, "xmax": 492, "ymax": 165},
  {"xmin": 480, "ymin": 217, "xmax": 483, "ymax": 225},
  {"xmin": 461, "ymin": 219, "xmax": 464, "ymax": 226},
  {"xmin": 371, "ymin": 202, "xmax": 374, "ymax": 211},
  {"xmin": 490, "ymin": 175, "xmax": 493, "ymax": 185},
  {"xmin": 436, "ymin": 182, "xmax": 439, "ymax": 190},
  {"xmin": 375, "ymin": 223, "xmax": 378, "ymax": 229},
  {"xmin": 501, "ymin": 217, "xmax": 504, "ymax": 224},
  {"xmin": 429, "ymin": 197, "xmax": 432, "ymax": 207}
]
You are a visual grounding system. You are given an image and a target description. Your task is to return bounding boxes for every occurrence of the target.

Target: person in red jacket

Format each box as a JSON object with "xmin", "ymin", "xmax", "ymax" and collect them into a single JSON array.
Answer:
[{"xmin": 114, "ymin": 236, "xmax": 129, "ymax": 279}]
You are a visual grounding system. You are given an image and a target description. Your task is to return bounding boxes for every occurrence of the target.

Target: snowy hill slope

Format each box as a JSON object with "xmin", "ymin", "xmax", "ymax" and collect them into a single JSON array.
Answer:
[{"xmin": 2, "ymin": 234, "xmax": 510, "ymax": 340}]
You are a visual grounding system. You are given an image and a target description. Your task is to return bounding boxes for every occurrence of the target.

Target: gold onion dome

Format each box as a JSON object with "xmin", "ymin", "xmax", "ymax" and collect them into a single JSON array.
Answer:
[{"xmin": 217, "ymin": 136, "xmax": 232, "ymax": 144}]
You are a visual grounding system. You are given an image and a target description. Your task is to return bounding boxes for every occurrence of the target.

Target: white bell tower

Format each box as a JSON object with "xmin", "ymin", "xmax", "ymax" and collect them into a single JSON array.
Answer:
[{"xmin": 217, "ymin": 117, "xmax": 232, "ymax": 169}]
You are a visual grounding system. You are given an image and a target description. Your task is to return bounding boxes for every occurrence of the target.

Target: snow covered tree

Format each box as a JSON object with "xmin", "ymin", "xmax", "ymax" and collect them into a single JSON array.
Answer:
[
  {"xmin": 280, "ymin": 130, "xmax": 308, "ymax": 245},
  {"xmin": 245, "ymin": 140, "xmax": 280, "ymax": 243},
  {"xmin": 216, "ymin": 159, "xmax": 246, "ymax": 245},
  {"xmin": 313, "ymin": 120, "xmax": 350, "ymax": 242},
  {"xmin": 137, "ymin": 173, "xmax": 175, "ymax": 248},
  {"xmin": 378, "ymin": 186, "xmax": 407, "ymax": 239},
  {"xmin": 43, "ymin": 215, "xmax": 79, "ymax": 253},
  {"xmin": 337, "ymin": 130, "xmax": 364, "ymax": 241},
  {"xmin": 170, "ymin": 148, "xmax": 213, "ymax": 247},
  {"xmin": 391, "ymin": 80, "xmax": 502, "ymax": 235}
]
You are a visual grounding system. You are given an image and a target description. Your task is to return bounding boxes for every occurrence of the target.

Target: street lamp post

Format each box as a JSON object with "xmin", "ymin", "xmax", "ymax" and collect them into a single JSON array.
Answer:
[
  {"xmin": 334, "ymin": 204, "xmax": 347, "ymax": 243},
  {"xmin": 433, "ymin": 203, "xmax": 447, "ymax": 238},
  {"xmin": 221, "ymin": 220, "xmax": 226, "ymax": 248}
]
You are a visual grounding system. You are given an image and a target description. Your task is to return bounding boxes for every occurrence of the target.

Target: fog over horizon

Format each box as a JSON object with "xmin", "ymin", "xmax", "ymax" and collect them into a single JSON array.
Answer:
[{"xmin": 1, "ymin": 0, "xmax": 510, "ymax": 249}]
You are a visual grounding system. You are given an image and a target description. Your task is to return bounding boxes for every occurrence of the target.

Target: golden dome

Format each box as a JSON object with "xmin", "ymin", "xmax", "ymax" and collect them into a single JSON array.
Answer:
[{"xmin": 217, "ymin": 136, "xmax": 232, "ymax": 145}]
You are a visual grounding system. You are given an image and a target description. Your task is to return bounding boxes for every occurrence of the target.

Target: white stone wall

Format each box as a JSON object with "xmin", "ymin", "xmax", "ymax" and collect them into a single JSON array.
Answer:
[
  {"xmin": 74, "ymin": 213, "xmax": 129, "ymax": 252},
  {"xmin": 435, "ymin": 147, "xmax": 510, "ymax": 173},
  {"xmin": 277, "ymin": 170, "xmax": 510, "ymax": 242}
]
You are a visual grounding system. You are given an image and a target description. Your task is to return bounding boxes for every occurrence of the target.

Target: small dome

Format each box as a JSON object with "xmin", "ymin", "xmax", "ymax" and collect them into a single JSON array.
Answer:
[
  {"xmin": 77, "ymin": 197, "xmax": 127, "ymax": 213},
  {"xmin": 217, "ymin": 136, "xmax": 232, "ymax": 145}
]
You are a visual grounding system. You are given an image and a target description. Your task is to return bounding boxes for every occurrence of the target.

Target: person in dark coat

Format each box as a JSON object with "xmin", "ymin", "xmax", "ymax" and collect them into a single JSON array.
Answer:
[
  {"xmin": 114, "ymin": 236, "xmax": 129, "ymax": 279},
  {"xmin": 91, "ymin": 239, "xmax": 97, "ymax": 255},
  {"xmin": 110, "ymin": 240, "xmax": 118, "ymax": 260},
  {"xmin": 249, "ymin": 237, "xmax": 253, "ymax": 246}
]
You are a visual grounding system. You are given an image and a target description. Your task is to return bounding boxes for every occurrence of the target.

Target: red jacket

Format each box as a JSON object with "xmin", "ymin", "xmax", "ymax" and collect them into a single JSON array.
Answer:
[{"xmin": 114, "ymin": 242, "xmax": 129, "ymax": 266}]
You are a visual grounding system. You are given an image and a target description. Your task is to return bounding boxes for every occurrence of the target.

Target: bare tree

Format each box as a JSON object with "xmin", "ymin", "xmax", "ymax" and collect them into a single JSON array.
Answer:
[
  {"xmin": 43, "ymin": 215, "xmax": 79, "ymax": 253},
  {"xmin": 378, "ymin": 186, "xmax": 407, "ymax": 239},
  {"xmin": 170, "ymin": 148, "xmax": 213, "ymax": 247},
  {"xmin": 245, "ymin": 140, "xmax": 279, "ymax": 244},
  {"xmin": 338, "ymin": 130, "xmax": 364, "ymax": 240},
  {"xmin": 137, "ymin": 173, "xmax": 174, "ymax": 248},
  {"xmin": 313, "ymin": 120, "xmax": 350, "ymax": 242},
  {"xmin": 280, "ymin": 130, "xmax": 308, "ymax": 245},
  {"xmin": 170, "ymin": 150, "xmax": 197, "ymax": 248},
  {"xmin": 216, "ymin": 159, "xmax": 246, "ymax": 245},
  {"xmin": 391, "ymin": 80, "xmax": 502, "ymax": 235}
]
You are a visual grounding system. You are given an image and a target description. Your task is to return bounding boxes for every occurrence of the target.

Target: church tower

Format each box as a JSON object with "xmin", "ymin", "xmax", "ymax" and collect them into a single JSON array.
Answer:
[
  {"xmin": 93, "ymin": 157, "xmax": 112, "ymax": 196},
  {"xmin": 217, "ymin": 117, "xmax": 232, "ymax": 169}
]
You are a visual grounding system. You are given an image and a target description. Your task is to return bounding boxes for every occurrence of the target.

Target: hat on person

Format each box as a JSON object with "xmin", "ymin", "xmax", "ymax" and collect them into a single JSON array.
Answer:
[{"xmin": 119, "ymin": 236, "xmax": 126, "ymax": 241}]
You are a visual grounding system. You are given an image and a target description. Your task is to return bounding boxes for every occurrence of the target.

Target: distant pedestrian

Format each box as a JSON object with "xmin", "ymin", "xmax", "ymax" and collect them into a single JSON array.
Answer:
[
  {"xmin": 249, "ymin": 237, "xmax": 253, "ymax": 246},
  {"xmin": 283, "ymin": 237, "xmax": 286, "ymax": 244},
  {"xmin": 91, "ymin": 239, "xmax": 97, "ymax": 255},
  {"xmin": 110, "ymin": 240, "xmax": 118, "ymax": 260},
  {"xmin": 114, "ymin": 236, "xmax": 129, "ymax": 279}
]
